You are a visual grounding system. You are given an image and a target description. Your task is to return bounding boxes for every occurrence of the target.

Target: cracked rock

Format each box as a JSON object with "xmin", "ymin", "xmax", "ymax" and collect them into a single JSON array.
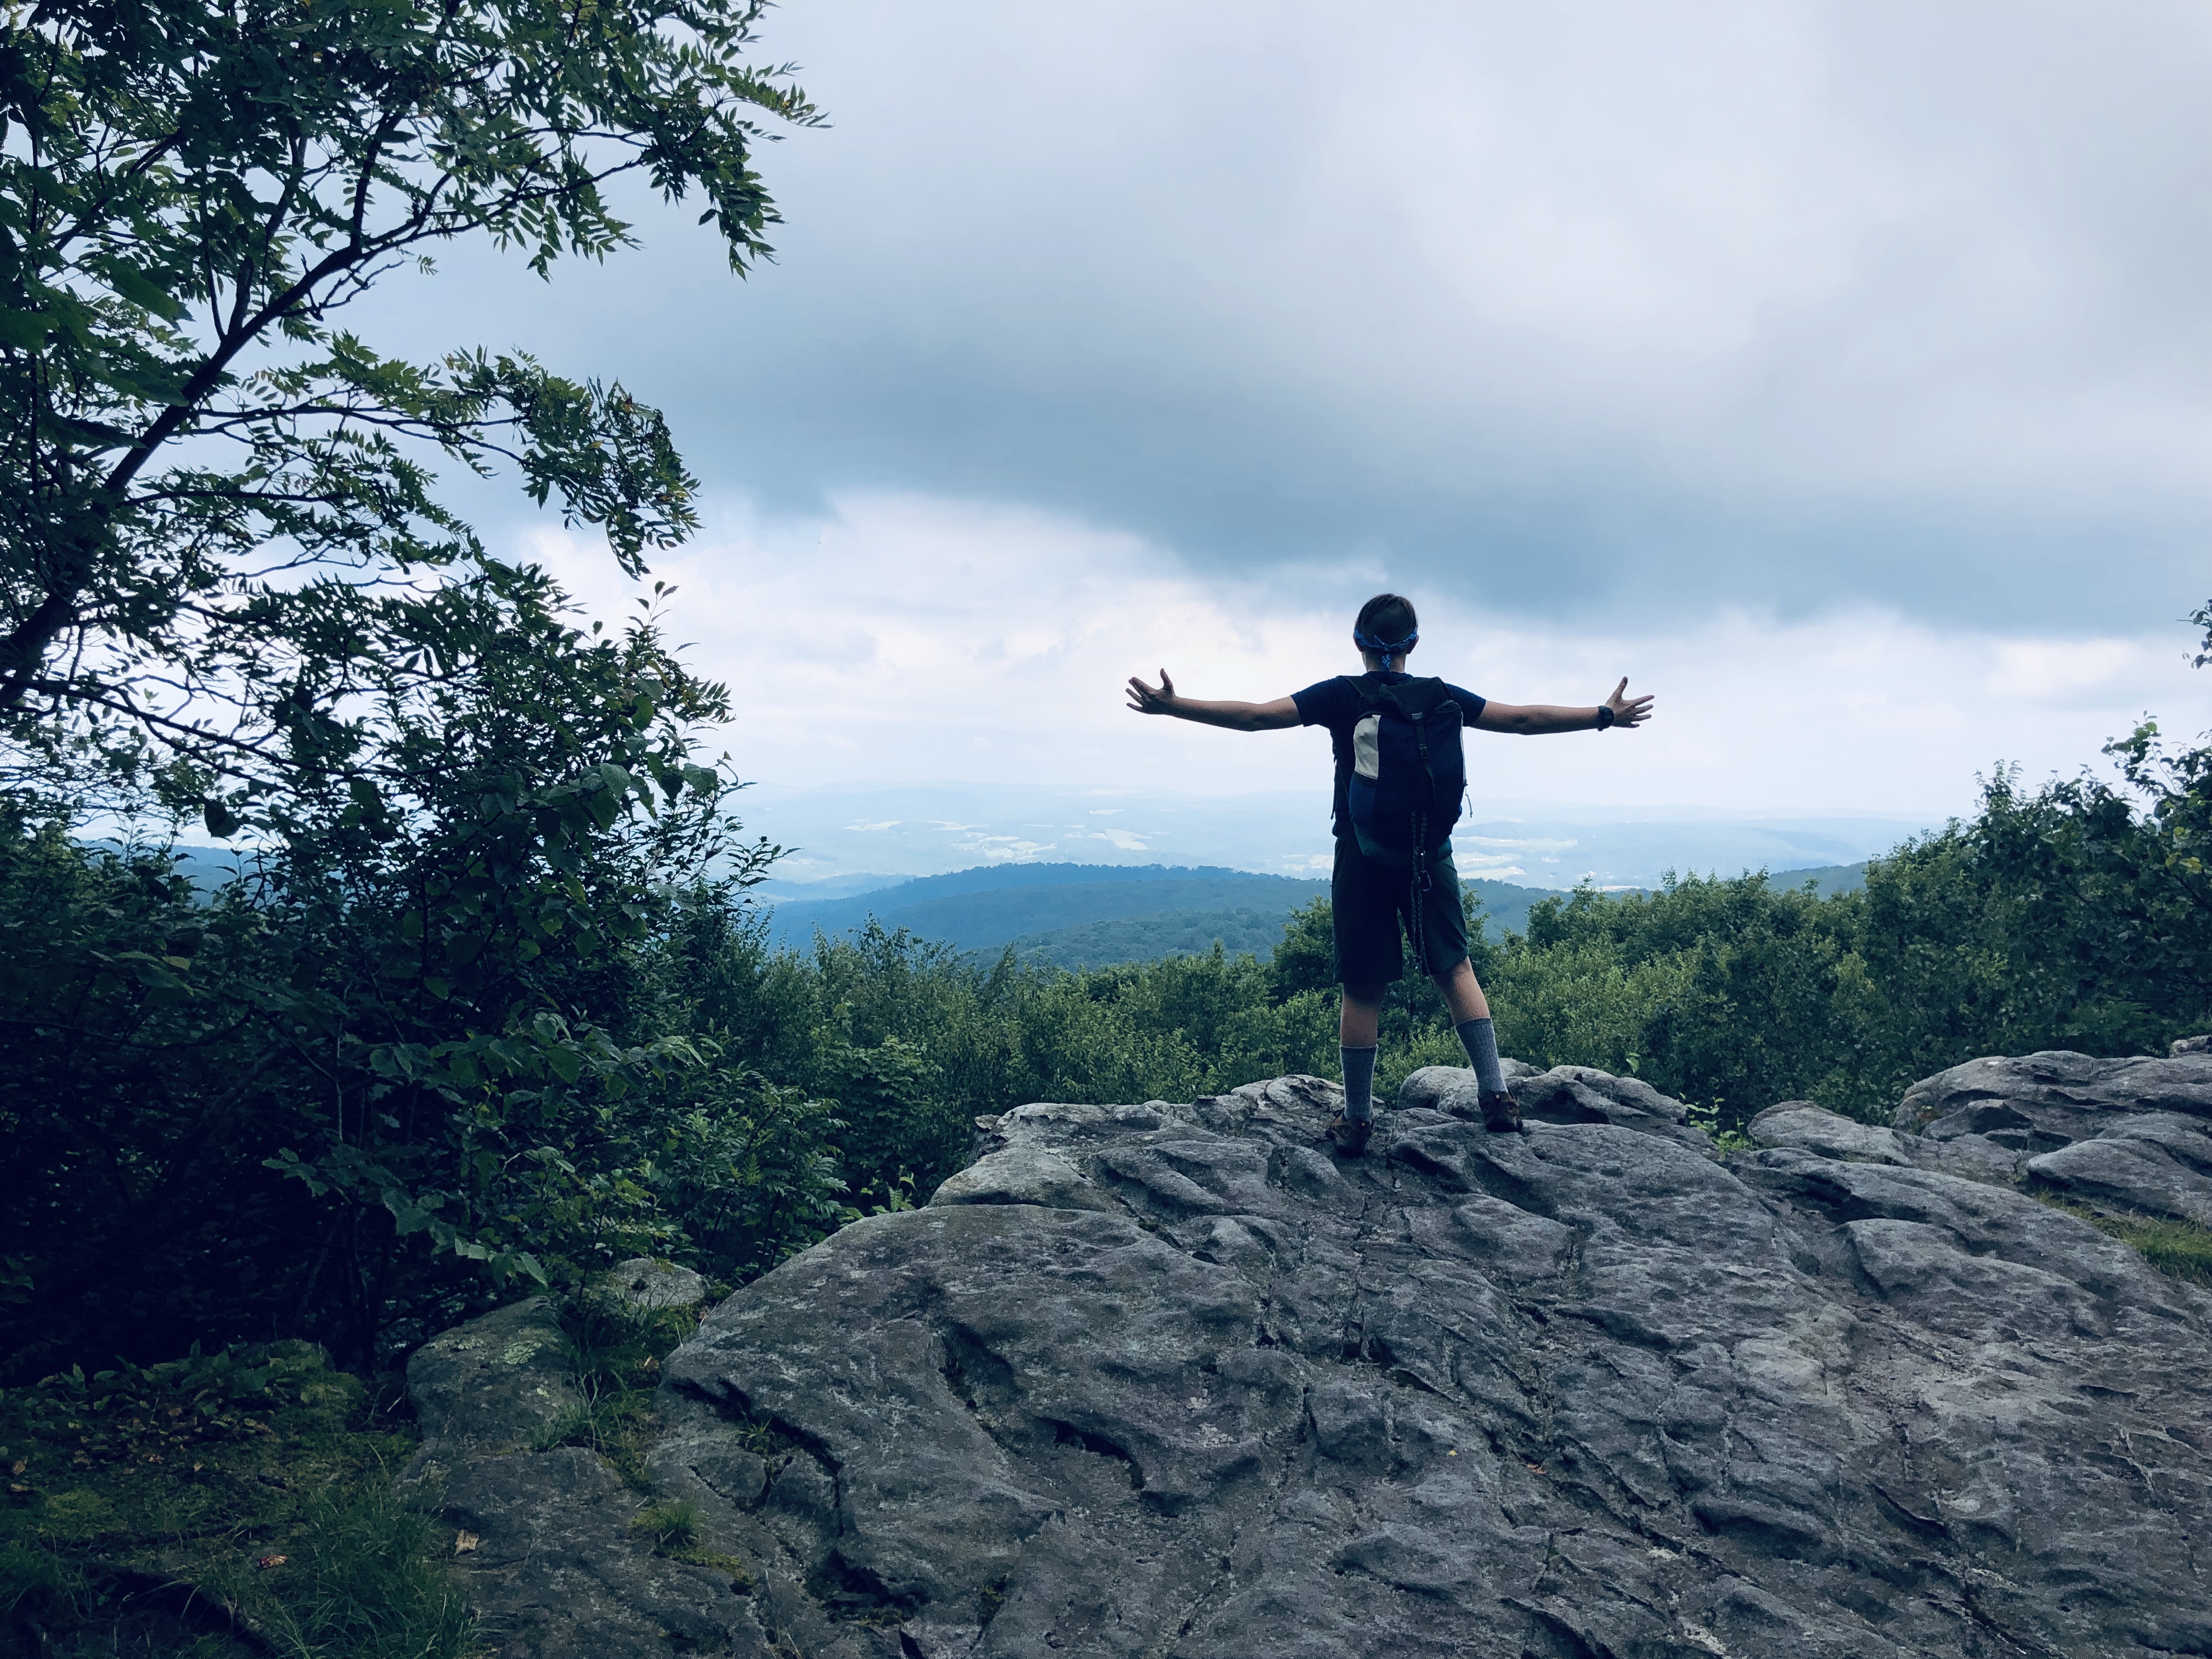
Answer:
[{"xmin": 410, "ymin": 1065, "xmax": 2212, "ymax": 1658}]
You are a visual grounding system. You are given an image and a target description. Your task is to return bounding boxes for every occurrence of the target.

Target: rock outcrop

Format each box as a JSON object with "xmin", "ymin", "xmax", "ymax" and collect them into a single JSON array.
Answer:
[
  {"xmin": 409, "ymin": 1064, "xmax": 2212, "ymax": 1658},
  {"xmin": 1870, "ymin": 1046, "xmax": 2212, "ymax": 1224}
]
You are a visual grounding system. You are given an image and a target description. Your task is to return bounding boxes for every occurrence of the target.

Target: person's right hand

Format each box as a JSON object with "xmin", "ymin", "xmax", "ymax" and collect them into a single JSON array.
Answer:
[
  {"xmin": 1604, "ymin": 678, "xmax": 1655, "ymax": 729},
  {"xmin": 1125, "ymin": 670, "xmax": 1177, "ymax": 715}
]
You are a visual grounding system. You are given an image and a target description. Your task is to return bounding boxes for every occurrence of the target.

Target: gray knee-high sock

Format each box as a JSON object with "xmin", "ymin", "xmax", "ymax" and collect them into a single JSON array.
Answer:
[
  {"xmin": 1340, "ymin": 1045, "xmax": 1379, "ymax": 1122},
  {"xmin": 1457, "ymin": 1018, "xmax": 1505, "ymax": 1095}
]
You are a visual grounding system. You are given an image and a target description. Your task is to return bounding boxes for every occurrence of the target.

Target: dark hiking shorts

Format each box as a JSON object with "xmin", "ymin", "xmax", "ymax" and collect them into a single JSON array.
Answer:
[{"xmin": 1330, "ymin": 836, "xmax": 1469, "ymax": 987}]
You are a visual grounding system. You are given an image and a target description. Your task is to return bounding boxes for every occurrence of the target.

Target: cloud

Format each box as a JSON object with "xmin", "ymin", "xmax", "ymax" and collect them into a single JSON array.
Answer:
[
  {"xmin": 362, "ymin": 0, "xmax": 2212, "ymax": 634},
  {"xmin": 523, "ymin": 489, "xmax": 2208, "ymax": 819}
]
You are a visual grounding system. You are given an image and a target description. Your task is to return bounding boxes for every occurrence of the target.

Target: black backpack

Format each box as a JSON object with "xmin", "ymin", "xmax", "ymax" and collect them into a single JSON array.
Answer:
[{"xmin": 1342, "ymin": 676, "xmax": 1466, "ymax": 867}]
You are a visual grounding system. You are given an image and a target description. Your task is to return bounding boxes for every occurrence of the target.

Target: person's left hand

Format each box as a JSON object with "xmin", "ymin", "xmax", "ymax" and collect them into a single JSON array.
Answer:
[{"xmin": 1605, "ymin": 678, "xmax": 1655, "ymax": 728}]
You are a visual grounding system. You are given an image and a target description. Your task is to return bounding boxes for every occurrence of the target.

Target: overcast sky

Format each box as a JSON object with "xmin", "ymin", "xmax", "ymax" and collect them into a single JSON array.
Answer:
[{"xmin": 368, "ymin": 0, "xmax": 2212, "ymax": 819}]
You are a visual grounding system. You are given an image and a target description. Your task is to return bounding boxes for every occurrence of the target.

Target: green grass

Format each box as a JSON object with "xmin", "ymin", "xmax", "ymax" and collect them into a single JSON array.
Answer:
[
  {"xmin": 2085, "ymin": 1212, "xmax": 2212, "ymax": 1284},
  {"xmin": 0, "ymin": 1342, "xmax": 473, "ymax": 1658},
  {"xmin": 528, "ymin": 1290, "xmax": 703, "ymax": 1489},
  {"xmin": 631, "ymin": 1498, "xmax": 700, "ymax": 1551},
  {"xmin": 1681, "ymin": 1099, "xmax": 1754, "ymax": 1154},
  {"xmin": 633, "ymin": 1497, "xmax": 750, "ymax": 1588},
  {"xmin": 2027, "ymin": 1192, "xmax": 2212, "ymax": 1286}
]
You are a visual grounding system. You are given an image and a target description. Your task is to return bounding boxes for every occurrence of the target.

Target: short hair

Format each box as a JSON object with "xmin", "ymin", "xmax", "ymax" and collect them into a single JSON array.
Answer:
[{"xmin": 1355, "ymin": 593, "xmax": 1418, "ymax": 647}]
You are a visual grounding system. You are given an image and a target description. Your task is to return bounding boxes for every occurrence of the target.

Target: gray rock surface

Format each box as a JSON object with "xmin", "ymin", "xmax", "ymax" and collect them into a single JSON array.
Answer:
[
  {"xmin": 1401, "ymin": 1060, "xmax": 1708, "ymax": 1151},
  {"xmin": 1821, "ymin": 1049, "xmax": 2212, "ymax": 1220},
  {"xmin": 1895, "ymin": 1048, "xmax": 2212, "ymax": 1137},
  {"xmin": 410, "ymin": 1061, "xmax": 2212, "ymax": 1658},
  {"xmin": 593, "ymin": 1257, "xmax": 709, "ymax": 1313},
  {"xmin": 2026, "ymin": 1117, "xmax": 2212, "ymax": 1224},
  {"xmin": 1745, "ymin": 1101, "xmax": 1917, "ymax": 1166},
  {"xmin": 399, "ymin": 1285, "xmax": 754, "ymax": 1658}
]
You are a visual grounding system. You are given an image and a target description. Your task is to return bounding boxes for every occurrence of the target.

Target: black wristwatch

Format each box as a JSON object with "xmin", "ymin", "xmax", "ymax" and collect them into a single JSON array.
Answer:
[{"xmin": 1596, "ymin": 704, "xmax": 1615, "ymax": 730}]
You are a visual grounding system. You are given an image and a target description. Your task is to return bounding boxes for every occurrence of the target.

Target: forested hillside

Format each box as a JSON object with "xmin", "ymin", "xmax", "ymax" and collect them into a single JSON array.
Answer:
[
  {"xmin": 1001, "ymin": 874, "xmax": 1594, "ymax": 966},
  {"xmin": 761, "ymin": 865, "xmax": 1580, "ymax": 967},
  {"xmin": 1012, "ymin": 905, "xmax": 1305, "ymax": 967}
]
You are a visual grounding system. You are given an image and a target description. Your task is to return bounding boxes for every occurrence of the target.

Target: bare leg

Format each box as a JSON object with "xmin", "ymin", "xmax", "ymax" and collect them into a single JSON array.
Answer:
[
  {"xmin": 1340, "ymin": 983, "xmax": 1386, "ymax": 1046},
  {"xmin": 1432, "ymin": 956, "xmax": 1491, "ymax": 1023}
]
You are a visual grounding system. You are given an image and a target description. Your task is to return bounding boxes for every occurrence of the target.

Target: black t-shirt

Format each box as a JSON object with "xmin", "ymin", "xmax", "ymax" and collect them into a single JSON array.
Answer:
[{"xmin": 1293, "ymin": 672, "xmax": 1486, "ymax": 836}]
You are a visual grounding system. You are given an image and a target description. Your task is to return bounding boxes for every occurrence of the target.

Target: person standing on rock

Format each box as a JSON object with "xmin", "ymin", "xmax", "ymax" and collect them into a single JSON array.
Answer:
[{"xmin": 1125, "ymin": 592, "xmax": 1653, "ymax": 1157}]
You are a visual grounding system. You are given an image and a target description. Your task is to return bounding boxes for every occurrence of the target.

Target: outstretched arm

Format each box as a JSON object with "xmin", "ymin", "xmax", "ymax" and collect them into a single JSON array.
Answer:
[
  {"xmin": 1125, "ymin": 670, "xmax": 1301, "ymax": 732},
  {"xmin": 1475, "ymin": 678, "xmax": 1654, "ymax": 736}
]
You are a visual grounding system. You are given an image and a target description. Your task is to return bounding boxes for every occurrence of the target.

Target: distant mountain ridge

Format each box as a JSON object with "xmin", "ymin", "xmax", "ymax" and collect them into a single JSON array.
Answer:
[
  {"xmin": 758, "ymin": 863, "xmax": 1643, "ymax": 968},
  {"xmin": 757, "ymin": 864, "xmax": 1329, "ymax": 956}
]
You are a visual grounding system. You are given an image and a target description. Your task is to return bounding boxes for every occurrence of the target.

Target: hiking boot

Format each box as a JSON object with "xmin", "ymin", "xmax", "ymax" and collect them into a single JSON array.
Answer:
[
  {"xmin": 1480, "ymin": 1090, "xmax": 1524, "ymax": 1134},
  {"xmin": 1325, "ymin": 1115, "xmax": 1374, "ymax": 1158}
]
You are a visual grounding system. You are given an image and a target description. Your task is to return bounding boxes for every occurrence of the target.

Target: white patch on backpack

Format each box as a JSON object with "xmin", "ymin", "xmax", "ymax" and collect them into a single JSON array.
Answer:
[{"xmin": 1353, "ymin": 714, "xmax": 1382, "ymax": 780}]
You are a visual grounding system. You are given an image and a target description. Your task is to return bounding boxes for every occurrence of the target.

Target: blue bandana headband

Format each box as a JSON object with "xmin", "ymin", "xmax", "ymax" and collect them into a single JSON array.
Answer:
[{"xmin": 1353, "ymin": 628, "xmax": 1418, "ymax": 656}]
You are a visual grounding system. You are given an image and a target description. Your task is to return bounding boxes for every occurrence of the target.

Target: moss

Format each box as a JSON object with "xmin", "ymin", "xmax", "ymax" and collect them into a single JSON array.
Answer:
[
  {"xmin": 0, "ymin": 1342, "xmax": 473, "ymax": 1658},
  {"xmin": 668, "ymin": 1543, "xmax": 754, "ymax": 1588}
]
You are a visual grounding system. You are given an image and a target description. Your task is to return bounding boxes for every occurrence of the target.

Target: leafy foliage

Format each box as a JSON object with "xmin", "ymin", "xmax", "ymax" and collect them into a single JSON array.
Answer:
[
  {"xmin": 1475, "ymin": 751, "xmax": 2212, "ymax": 1125},
  {"xmin": 0, "ymin": 0, "xmax": 848, "ymax": 1383},
  {"xmin": 0, "ymin": 574, "xmax": 814, "ymax": 1374},
  {"xmin": 0, "ymin": 0, "xmax": 817, "ymax": 804}
]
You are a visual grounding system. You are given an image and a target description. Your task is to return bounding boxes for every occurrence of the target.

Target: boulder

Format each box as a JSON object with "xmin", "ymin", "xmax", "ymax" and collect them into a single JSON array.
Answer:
[
  {"xmin": 1747, "ymin": 1101, "xmax": 1917, "ymax": 1165},
  {"xmin": 405, "ymin": 1064, "xmax": 2212, "ymax": 1658},
  {"xmin": 591, "ymin": 1258, "xmax": 709, "ymax": 1313},
  {"xmin": 1893, "ymin": 1048, "xmax": 2212, "ymax": 1136},
  {"xmin": 927, "ymin": 1142, "xmax": 1119, "ymax": 1212},
  {"xmin": 403, "ymin": 1296, "xmax": 579, "ymax": 1457},
  {"xmin": 1402, "ymin": 1060, "xmax": 1708, "ymax": 1151},
  {"xmin": 2025, "ymin": 1115, "xmax": 2212, "ymax": 1224}
]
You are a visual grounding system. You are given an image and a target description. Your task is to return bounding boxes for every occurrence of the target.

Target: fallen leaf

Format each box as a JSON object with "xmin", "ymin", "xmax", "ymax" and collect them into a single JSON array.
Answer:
[
  {"xmin": 454, "ymin": 1530, "xmax": 480, "ymax": 1555},
  {"xmin": 144, "ymin": 1453, "xmax": 163, "ymax": 1464},
  {"xmin": 1525, "ymin": 1463, "xmax": 1547, "ymax": 1474},
  {"xmin": 7, "ymin": 1483, "xmax": 29, "ymax": 1495},
  {"xmin": 8, "ymin": 1461, "xmax": 22, "ymax": 1475},
  {"xmin": 256, "ymin": 1555, "xmax": 287, "ymax": 1571}
]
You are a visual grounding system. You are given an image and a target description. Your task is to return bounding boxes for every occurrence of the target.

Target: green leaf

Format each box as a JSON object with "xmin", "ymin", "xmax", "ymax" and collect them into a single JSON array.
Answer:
[
  {"xmin": 0, "ymin": 309, "xmax": 53, "ymax": 348},
  {"xmin": 94, "ymin": 258, "xmax": 187, "ymax": 320}
]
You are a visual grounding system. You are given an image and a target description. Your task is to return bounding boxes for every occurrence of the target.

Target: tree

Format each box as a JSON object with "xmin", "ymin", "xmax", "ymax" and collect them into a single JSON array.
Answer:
[
  {"xmin": 0, "ymin": 0, "xmax": 819, "ymax": 814},
  {"xmin": 0, "ymin": 0, "xmax": 839, "ymax": 1373}
]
